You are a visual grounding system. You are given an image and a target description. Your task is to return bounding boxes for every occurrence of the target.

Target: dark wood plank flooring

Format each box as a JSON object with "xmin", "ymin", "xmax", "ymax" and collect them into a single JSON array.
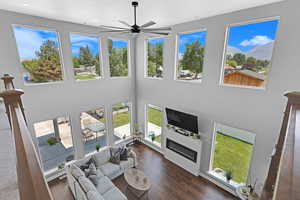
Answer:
[{"xmin": 49, "ymin": 144, "xmax": 238, "ymax": 200}]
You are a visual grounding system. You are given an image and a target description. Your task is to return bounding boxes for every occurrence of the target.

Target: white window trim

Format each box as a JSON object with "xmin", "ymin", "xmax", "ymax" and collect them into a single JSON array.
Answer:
[
  {"xmin": 219, "ymin": 16, "xmax": 280, "ymax": 90},
  {"xmin": 33, "ymin": 115, "xmax": 75, "ymax": 173},
  {"xmin": 12, "ymin": 24, "xmax": 66, "ymax": 86},
  {"xmin": 174, "ymin": 28, "xmax": 207, "ymax": 82},
  {"xmin": 69, "ymin": 32, "xmax": 104, "ymax": 82},
  {"xmin": 79, "ymin": 106, "xmax": 109, "ymax": 155},
  {"xmin": 145, "ymin": 104, "xmax": 163, "ymax": 148},
  {"xmin": 108, "ymin": 37, "xmax": 131, "ymax": 78},
  {"xmin": 208, "ymin": 122, "xmax": 257, "ymax": 188},
  {"xmin": 111, "ymin": 102, "xmax": 133, "ymax": 144},
  {"xmin": 144, "ymin": 37, "xmax": 165, "ymax": 80}
]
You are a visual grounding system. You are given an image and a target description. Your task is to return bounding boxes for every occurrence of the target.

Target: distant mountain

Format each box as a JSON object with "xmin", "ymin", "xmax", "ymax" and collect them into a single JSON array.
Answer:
[
  {"xmin": 226, "ymin": 42, "xmax": 274, "ymax": 61},
  {"xmin": 246, "ymin": 41, "xmax": 274, "ymax": 60},
  {"xmin": 227, "ymin": 45, "xmax": 242, "ymax": 56}
]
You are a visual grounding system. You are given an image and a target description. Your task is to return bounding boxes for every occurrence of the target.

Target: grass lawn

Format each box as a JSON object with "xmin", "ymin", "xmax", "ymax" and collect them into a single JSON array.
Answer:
[
  {"xmin": 75, "ymin": 74, "xmax": 98, "ymax": 80},
  {"xmin": 113, "ymin": 111, "xmax": 130, "ymax": 128},
  {"xmin": 213, "ymin": 132, "xmax": 253, "ymax": 183},
  {"xmin": 148, "ymin": 107, "xmax": 162, "ymax": 126}
]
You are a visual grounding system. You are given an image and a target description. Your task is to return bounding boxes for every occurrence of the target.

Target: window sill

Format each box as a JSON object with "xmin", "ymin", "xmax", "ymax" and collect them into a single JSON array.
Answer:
[
  {"xmin": 174, "ymin": 79, "xmax": 202, "ymax": 84},
  {"xmin": 219, "ymin": 83, "xmax": 266, "ymax": 90},
  {"xmin": 207, "ymin": 170, "xmax": 245, "ymax": 189},
  {"xmin": 145, "ymin": 137, "xmax": 162, "ymax": 147}
]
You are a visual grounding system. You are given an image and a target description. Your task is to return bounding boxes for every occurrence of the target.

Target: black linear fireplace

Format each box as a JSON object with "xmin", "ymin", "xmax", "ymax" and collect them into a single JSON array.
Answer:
[{"xmin": 166, "ymin": 138, "xmax": 197, "ymax": 163}]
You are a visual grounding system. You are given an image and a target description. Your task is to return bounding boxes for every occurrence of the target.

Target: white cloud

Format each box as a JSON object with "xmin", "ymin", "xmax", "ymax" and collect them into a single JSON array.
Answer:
[{"xmin": 240, "ymin": 35, "xmax": 273, "ymax": 47}]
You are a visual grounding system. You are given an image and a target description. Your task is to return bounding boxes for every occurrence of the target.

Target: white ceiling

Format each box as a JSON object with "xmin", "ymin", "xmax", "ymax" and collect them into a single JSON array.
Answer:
[{"xmin": 0, "ymin": 0, "xmax": 282, "ymax": 27}]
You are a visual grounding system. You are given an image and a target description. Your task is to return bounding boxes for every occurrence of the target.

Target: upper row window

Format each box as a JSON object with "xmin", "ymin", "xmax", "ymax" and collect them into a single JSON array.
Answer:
[
  {"xmin": 176, "ymin": 30, "xmax": 207, "ymax": 81},
  {"xmin": 222, "ymin": 18, "xmax": 279, "ymax": 88},
  {"xmin": 13, "ymin": 26, "xmax": 64, "ymax": 84},
  {"xmin": 12, "ymin": 26, "xmax": 129, "ymax": 84}
]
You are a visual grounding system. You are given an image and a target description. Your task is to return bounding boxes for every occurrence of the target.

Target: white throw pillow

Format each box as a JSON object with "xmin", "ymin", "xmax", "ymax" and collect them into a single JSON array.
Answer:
[
  {"xmin": 78, "ymin": 176, "xmax": 97, "ymax": 193},
  {"xmin": 70, "ymin": 164, "xmax": 85, "ymax": 179},
  {"xmin": 86, "ymin": 191, "xmax": 105, "ymax": 200}
]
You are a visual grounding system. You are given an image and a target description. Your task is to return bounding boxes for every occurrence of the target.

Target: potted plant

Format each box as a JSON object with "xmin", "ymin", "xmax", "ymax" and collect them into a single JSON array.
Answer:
[
  {"xmin": 149, "ymin": 133, "xmax": 155, "ymax": 142},
  {"xmin": 47, "ymin": 137, "xmax": 58, "ymax": 145},
  {"xmin": 58, "ymin": 163, "xmax": 65, "ymax": 170},
  {"xmin": 225, "ymin": 170, "xmax": 233, "ymax": 182},
  {"xmin": 95, "ymin": 144, "xmax": 101, "ymax": 152}
]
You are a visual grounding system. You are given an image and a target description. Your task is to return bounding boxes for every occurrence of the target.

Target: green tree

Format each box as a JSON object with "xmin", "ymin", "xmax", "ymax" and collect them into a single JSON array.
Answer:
[
  {"xmin": 244, "ymin": 57, "xmax": 257, "ymax": 69},
  {"xmin": 233, "ymin": 53, "xmax": 246, "ymax": 66},
  {"xmin": 226, "ymin": 60, "xmax": 237, "ymax": 67},
  {"xmin": 22, "ymin": 40, "xmax": 62, "ymax": 82},
  {"xmin": 95, "ymin": 53, "xmax": 101, "ymax": 76},
  {"xmin": 180, "ymin": 41, "xmax": 205, "ymax": 78},
  {"xmin": 108, "ymin": 39, "xmax": 128, "ymax": 76},
  {"xmin": 72, "ymin": 56, "xmax": 80, "ymax": 68},
  {"xmin": 79, "ymin": 45, "xmax": 94, "ymax": 68},
  {"xmin": 148, "ymin": 42, "xmax": 163, "ymax": 77}
]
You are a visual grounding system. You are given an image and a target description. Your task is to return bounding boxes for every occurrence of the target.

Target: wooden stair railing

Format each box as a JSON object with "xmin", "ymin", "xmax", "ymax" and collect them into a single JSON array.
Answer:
[
  {"xmin": 0, "ymin": 75, "xmax": 53, "ymax": 200},
  {"xmin": 260, "ymin": 92, "xmax": 300, "ymax": 200}
]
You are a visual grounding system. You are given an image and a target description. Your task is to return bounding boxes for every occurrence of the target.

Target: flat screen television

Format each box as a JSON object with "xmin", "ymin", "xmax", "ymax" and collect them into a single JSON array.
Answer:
[{"xmin": 166, "ymin": 108, "xmax": 198, "ymax": 134}]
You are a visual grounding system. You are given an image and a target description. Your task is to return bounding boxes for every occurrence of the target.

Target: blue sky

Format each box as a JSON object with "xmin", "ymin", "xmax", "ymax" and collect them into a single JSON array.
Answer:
[
  {"xmin": 13, "ymin": 26, "xmax": 59, "ymax": 59},
  {"xmin": 110, "ymin": 39, "xmax": 128, "ymax": 48},
  {"xmin": 179, "ymin": 31, "xmax": 207, "ymax": 53},
  {"xmin": 228, "ymin": 19, "xmax": 279, "ymax": 52},
  {"xmin": 70, "ymin": 34, "xmax": 99, "ymax": 57},
  {"xmin": 148, "ymin": 38, "xmax": 164, "ymax": 45}
]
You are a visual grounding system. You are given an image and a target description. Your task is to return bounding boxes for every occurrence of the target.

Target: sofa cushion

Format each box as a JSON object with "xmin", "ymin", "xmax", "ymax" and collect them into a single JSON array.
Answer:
[
  {"xmin": 92, "ymin": 148, "xmax": 111, "ymax": 167},
  {"xmin": 86, "ymin": 190, "xmax": 105, "ymax": 200},
  {"xmin": 95, "ymin": 176, "xmax": 115, "ymax": 194},
  {"xmin": 102, "ymin": 187, "xmax": 127, "ymax": 200},
  {"xmin": 99, "ymin": 162, "xmax": 121, "ymax": 179},
  {"xmin": 70, "ymin": 164, "xmax": 85, "ymax": 179},
  {"xmin": 120, "ymin": 158, "xmax": 134, "ymax": 171},
  {"xmin": 78, "ymin": 176, "xmax": 97, "ymax": 193}
]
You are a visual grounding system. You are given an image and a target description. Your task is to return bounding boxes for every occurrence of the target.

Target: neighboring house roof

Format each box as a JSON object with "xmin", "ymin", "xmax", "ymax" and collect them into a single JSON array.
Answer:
[{"xmin": 226, "ymin": 69, "xmax": 266, "ymax": 81}]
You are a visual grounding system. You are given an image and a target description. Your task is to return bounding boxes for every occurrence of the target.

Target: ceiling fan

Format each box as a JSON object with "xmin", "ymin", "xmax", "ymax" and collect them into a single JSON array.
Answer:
[{"xmin": 99, "ymin": 1, "xmax": 171, "ymax": 35}]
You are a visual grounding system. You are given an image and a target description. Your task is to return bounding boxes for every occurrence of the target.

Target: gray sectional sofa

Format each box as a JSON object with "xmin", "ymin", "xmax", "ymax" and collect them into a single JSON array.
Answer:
[{"xmin": 66, "ymin": 146, "xmax": 137, "ymax": 200}]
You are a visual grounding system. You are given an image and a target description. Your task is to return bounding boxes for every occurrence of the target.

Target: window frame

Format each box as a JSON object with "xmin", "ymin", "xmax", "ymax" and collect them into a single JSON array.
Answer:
[
  {"xmin": 219, "ymin": 16, "xmax": 280, "ymax": 90},
  {"xmin": 11, "ymin": 24, "xmax": 66, "ymax": 86},
  {"xmin": 208, "ymin": 122, "xmax": 256, "ymax": 187},
  {"xmin": 108, "ymin": 37, "xmax": 131, "ymax": 78},
  {"xmin": 144, "ymin": 36, "xmax": 165, "ymax": 80},
  {"xmin": 174, "ymin": 28, "xmax": 207, "ymax": 83},
  {"xmin": 145, "ymin": 104, "xmax": 163, "ymax": 147},
  {"xmin": 111, "ymin": 101, "xmax": 133, "ymax": 144},
  {"xmin": 69, "ymin": 32, "xmax": 104, "ymax": 82},
  {"xmin": 32, "ymin": 114, "xmax": 75, "ymax": 173}
]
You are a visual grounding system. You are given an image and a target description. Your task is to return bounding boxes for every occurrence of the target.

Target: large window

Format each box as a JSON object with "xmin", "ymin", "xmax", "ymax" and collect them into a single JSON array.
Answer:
[
  {"xmin": 33, "ymin": 116, "xmax": 74, "ymax": 172},
  {"xmin": 146, "ymin": 38, "xmax": 164, "ymax": 78},
  {"xmin": 80, "ymin": 107, "xmax": 107, "ymax": 155},
  {"xmin": 176, "ymin": 31, "xmax": 207, "ymax": 81},
  {"xmin": 222, "ymin": 18, "xmax": 279, "ymax": 88},
  {"xmin": 70, "ymin": 34, "xmax": 101, "ymax": 80},
  {"xmin": 13, "ymin": 26, "xmax": 63, "ymax": 84},
  {"xmin": 146, "ymin": 104, "xmax": 163, "ymax": 146},
  {"xmin": 112, "ymin": 103, "xmax": 131, "ymax": 143},
  {"xmin": 109, "ymin": 38, "xmax": 129, "ymax": 77},
  {"xmin": 210, "ymin": 123, "xmax": 255, "ymax": 186}
]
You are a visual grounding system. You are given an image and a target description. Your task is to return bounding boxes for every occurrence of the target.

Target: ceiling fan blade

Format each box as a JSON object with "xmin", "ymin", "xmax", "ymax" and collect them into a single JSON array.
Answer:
[
  {"xmin": 140, "ymin": 21, "xmax": 156, "ymax": 28},
  {"xmin": 99, "ymin": 25, "xmax": 128, "ymax": 30},
  {"xmin": 142, "ymin": 31, "xmax": 169, "ymax": 35},
  {"xmin": 142, "ymin": 27, "xmax": 171, "ymax": 31},
  {"xmin": 119, "ymin": 20, "xmax": 132, "ymax": 28},
  {"xmin": 99, "ymin": 30, "xmax": 131, "ymax": 33}
]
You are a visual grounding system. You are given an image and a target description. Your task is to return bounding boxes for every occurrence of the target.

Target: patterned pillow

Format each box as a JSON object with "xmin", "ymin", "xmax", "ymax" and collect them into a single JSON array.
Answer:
[
  {"xmin": 120, "ymin": 147, "xmax": 128, "ymax": 161},
  {"xmin": 79, "ymin": 158, "xmax": 96, "ymax": 171},
  {"xmin": 109, "ymin": 148, "xmax": 121, "ymax": 164},
  {"xmin": 70, "ymin": 164, "xmax": 85, "ymax": 179}
]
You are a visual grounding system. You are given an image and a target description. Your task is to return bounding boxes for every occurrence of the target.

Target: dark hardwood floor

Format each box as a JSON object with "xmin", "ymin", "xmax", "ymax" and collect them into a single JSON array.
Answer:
[{"xmin": 49, "ymin": 144, "xmax": 238, "ymax": 200}]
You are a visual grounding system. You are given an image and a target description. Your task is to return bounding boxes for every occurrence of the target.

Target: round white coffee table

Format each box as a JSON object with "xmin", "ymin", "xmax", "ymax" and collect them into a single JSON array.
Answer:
[{"xmin": 124, "ymin": 168, "xmax": 151, "ymax": 199}]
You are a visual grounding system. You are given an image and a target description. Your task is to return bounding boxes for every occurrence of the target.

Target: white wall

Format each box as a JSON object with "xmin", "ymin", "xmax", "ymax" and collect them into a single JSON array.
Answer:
[
  {"xmin": 136, "ymin": 0, "xmax": 300, "ymax": 192},
  {"xmin": 0, "ymin": 9, "xmax": 137, "ymax": 160}
]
